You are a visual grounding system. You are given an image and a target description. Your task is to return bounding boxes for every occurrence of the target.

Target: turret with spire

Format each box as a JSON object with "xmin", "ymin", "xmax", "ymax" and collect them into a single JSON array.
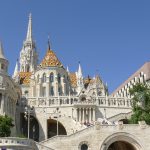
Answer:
[
  {"xmin": 19, "ymin": 13, "xmax": 38, "ymax": 73},
  {"xmin": 0, "ymin": 42, "xmax": 8, "ymax": 74},
  {"xmin": 76, "ymin": 62, "xmax": 84, "ymax": 93}
]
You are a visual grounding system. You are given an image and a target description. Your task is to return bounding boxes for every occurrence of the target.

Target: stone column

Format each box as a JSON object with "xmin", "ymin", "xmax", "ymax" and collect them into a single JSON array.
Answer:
[
  {"xmin": 79, "ymin": 108, "xmax": 81, "ymax": 123},
  {"xmin": 86, "ymin": 108, "xmax": 88, "ymax": 123},
  {"xmin": 93, "ymin": 108, "xmax": 96, "ymax": 121},
  {"xmin": 46, "ymin": 82, "xmax": 49, "ymax": 98},
  {"xmin": 89, "ymin": 108, "xmax": 91, "ymax": 123},
  {"xmin": 82, "ymin": 108, "xmax": 85, "ymax": 123},
  {"xmin": 38, "ymin": 115, "xmax": 47, "ymax": 141}
]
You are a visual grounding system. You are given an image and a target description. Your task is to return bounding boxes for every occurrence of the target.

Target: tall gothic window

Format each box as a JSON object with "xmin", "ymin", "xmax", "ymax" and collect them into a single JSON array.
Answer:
[
  {"xmin": 42, "ymin": 87, "xmax": 46, "ymax": 97},
  {"xmin": 50, "ymin": 72, "xmax": 54, "ymax": 82},
  {"xmin": 43, "ymin": 73, "xmax": 46, "ymax": 83},
  {"xmin": 50, "ymin": 86, "xmax": 54, "ymax": 96},
  {"xmin": 58, "ymin": 87, "xmax": 62, "ymax": 95},
  {"xmin": 58, "ymin": 73, "xmax": 61, "ymax": 84}
]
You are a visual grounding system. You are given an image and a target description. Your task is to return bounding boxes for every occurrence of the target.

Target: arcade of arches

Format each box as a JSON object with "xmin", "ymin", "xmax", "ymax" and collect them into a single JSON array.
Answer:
[
  {"xmin": 47, "ymin": 119, "xmax": 67, "ymax": 138},
  {"xmin": 107, "ymin": 141, "xmax": 136, "ymax": 150}
]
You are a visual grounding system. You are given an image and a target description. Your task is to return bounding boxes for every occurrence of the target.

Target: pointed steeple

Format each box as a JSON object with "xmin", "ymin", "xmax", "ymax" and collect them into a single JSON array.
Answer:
[
  {"xmin": 0, "ymin": 41, "xmax": 6, "ymax": 59},
  {"xmin": 66, "ymin": 66, "xmax": 70, "ymax": 73},
  {"xmin": 78, "ymin": 61, "xmax": 83, "ymax": 77},
  {"xmin": 26, "ymin": 13, "xmax": 32, "ymax": 41},
  {"xmin": 13, "ymin": 59, "xmax": 19, "ymax": 78},
  {"xmin": 48, "ymin": 35, "xmax": 51, "ymax": 50}
]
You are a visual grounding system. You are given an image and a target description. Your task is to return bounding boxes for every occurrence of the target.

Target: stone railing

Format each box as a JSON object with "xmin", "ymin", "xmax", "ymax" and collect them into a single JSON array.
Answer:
[
  {"xmin": 20, "ymin": 96, "xmax": 132, "ymax": 109},
  {"xmin": 36, "ymin": 142, "xmax": 55, "ymax": 150},
  {"xmin": 0, "ymin": 137, "xmax": 37, "ymax": 149}
]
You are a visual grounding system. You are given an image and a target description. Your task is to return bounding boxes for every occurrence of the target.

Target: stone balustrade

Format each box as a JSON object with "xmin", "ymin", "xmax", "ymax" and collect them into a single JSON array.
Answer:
[
  {"xmin": 0, "ymin": 137, "xmax": 36, "ymax": 149},
  {"xmin": 20, "ymin": 96, "xmax": 132, "ymax": 109}
]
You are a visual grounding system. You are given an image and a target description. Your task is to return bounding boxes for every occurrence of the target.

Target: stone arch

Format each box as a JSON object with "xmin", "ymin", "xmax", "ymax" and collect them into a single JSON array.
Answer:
[
  {"xmin": 100, "ymin": 132, "xmax": 143, "ymax": 150},
  {"xmin": 21, "ymin": 113, "xmax": 39, "ymax": 141},
  {"xmin": 78, "ymin": 141, "xmax": 91, "ymax": 150},
  {"xmin": 47, "ymin": 119, "xmax": 67, "ymax": 138}
]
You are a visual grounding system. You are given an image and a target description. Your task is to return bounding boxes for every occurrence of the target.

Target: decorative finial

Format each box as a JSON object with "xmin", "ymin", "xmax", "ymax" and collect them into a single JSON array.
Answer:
[{"xmin": 48, "ymin": 35, "xmax": 51, "ymax": 50}]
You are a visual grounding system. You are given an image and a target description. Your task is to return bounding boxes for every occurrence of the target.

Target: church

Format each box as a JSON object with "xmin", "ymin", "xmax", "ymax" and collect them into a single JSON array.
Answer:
[{"xmin": 0, "ymin": 14, "xmax": 150, "ymax": 150}]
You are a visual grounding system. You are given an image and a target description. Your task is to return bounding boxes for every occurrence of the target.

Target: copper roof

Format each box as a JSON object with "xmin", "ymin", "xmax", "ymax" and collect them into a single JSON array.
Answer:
[
  {"xmin": 40, "ymin": 48, "xmax": 62, "ymax": 67},
  {"xmin": 19, "ymin": 72, "xmax": 32, "ymax": 85}
]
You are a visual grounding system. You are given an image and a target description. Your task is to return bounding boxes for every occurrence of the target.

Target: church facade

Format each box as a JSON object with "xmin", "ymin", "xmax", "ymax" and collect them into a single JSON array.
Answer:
[{"xmin": 0, "ymin": 15, "xmax": 150, "ymax": 150}]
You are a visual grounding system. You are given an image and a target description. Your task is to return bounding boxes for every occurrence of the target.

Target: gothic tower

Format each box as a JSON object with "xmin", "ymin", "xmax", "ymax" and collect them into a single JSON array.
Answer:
[
  {"xmin": 0, "ymin": 42, "xmax": 8, "ymax": 74},
  {"xmin": 19, "ymin": 14, "xmax": 38, "ymax": 73}
]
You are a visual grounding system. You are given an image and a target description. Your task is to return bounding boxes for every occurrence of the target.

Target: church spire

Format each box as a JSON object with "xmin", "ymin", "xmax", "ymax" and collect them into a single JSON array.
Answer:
[
  {"xmin": 26, "ymin": 13, "xmax": 32, "ymax": 41},
  {"xmin": 78, "ymin": 61, "xmax": 83, "ymax": 78},
  {"xmin": 12, "ymin": 59, "xmax": 19, "ymax": 79}
]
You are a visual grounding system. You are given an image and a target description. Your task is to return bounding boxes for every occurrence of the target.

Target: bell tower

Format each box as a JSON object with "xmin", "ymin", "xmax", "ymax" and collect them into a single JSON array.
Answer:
[{"xmin": 19, "ymin": 14, "xmax": 38, "ymax": 73}]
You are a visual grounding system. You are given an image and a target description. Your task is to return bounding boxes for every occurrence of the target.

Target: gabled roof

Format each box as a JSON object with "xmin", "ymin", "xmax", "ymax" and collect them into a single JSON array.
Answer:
[{"xmin": 40, "ymin": 48, "xmax": 62, "ymax": 68}]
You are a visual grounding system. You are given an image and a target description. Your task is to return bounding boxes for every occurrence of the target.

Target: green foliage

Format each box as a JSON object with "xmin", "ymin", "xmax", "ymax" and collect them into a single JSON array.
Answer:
[
  {"xmin": 0, "ymin": 115, "xmax": 13, "ymax": 137},
  {"xmin": 129, "ymin": 83, "xmax": 150, "ymax": 125}
]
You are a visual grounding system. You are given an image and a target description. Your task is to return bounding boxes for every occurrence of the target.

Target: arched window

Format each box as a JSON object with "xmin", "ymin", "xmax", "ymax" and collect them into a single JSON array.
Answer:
[
  {"xmin": 50, "ymin": 86, "xmax": 54, "ymax": 96},
  {"xmin": 24, "ymin": 91, "xmax": 29, "ymax": 97},
  {"xmin": 42, "ymin": 87, "xmax": 46, "ymax": 97},
  {"xmin": 58, "ymin": 87, "xmax": 62, "ymax": 96},
  {"xmin": 43, "ymin": 73, "xmax": 46, "ymax": 83},
  {"xmin": 81, "ymin": 144, "xmax": 88, "ymax": 150},
  {"xmin": 50, "ymin": 72, "xmax": 54, "ymax": 83},
  {"xmin": 58, "ymin": 73, "xmax": 61, "ymax": 84}
]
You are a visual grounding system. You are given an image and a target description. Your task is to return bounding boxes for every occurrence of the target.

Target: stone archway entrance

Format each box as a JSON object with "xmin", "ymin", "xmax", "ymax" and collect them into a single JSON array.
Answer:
[
  {"xmin": 107, "ymin": 141, "xmax": 136, "ymax": 150},
  {"xmin": 100, "ymin": 133, "xmax": 142, "ymax": 150},
  {"xmin": 21, "ymin": 113, "xmax": 39, "ymax": 141},
  {"xmin": 47, "ymin": 119, "xmax": 67, "ymax": 138}
]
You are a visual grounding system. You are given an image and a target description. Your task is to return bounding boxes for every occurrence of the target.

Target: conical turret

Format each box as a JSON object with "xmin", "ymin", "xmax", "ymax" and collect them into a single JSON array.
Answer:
[
  {"xmin": 0, "ymin": 41, "xmax": 8, "ymax": 73},
  {"xmin": 0, "ymin": 42, "xmax": 6, "ymax": 59},
  {"xmin": 12, "ymin": 59, "xmax": 19, "ymax": 79}
]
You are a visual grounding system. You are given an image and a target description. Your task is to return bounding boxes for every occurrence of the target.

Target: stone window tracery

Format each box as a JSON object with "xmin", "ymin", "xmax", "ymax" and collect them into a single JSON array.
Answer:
[
  {"xmin": 50, "ymin": 72, "xmax": 54, "ymax": 82},
  {"xmin": 43, "ymin": 73, "xmax": 46, "ymax": 83}
]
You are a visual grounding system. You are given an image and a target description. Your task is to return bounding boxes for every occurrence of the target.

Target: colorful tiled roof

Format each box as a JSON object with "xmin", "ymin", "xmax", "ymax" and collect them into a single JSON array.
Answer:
[
  {"xmin": 69, "ymin": 73, "xmax": 77, "ymax": 87},
  {"xmin": 40, "ymin": 48, "xmax": 62, "ymax": 67},
  {"xmin": 19, "ymin": 72, "xmax": 32, "ymax": 85}
]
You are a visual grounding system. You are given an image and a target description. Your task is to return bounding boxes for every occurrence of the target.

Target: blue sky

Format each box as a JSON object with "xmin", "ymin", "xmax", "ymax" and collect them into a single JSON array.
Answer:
[{"xmin": 0, "ymin": 0, "xmax": 150, "ymax": 93}]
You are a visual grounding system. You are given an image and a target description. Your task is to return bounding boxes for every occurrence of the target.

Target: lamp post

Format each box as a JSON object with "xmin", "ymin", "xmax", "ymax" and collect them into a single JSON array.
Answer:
[
  {"xmin": 56, "ymin": 107, "xmax": 59, "ymax": 136},
  {"xmin": 24, "ymin": 106, "xmax": 34, "ymax": 139}
]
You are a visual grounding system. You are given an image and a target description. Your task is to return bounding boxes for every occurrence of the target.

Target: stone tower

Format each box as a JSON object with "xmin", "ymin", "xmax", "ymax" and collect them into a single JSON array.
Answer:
[
  {"xmin": 19, "ymin": 14, "xmax": 38, "ymax": 73},
  {"xmin": 0, "ymin": 42, "xmax": 8, "ymax": 74}
]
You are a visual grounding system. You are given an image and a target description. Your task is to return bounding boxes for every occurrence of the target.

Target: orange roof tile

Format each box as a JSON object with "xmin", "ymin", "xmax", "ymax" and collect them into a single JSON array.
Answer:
[
  {"xmin": 40, "ymin": 48, "xmax": 62, "ymax": 67},
  {"xmin": 69, "ymin": 73, "xmax": 77, "ymax": 87},
  {"xmin": 19, "ymin": 72, "xmax": 32, "ymax": 85}
]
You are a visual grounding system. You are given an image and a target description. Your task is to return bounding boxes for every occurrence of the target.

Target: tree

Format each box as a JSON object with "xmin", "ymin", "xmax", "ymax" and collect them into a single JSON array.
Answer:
[
  {"xmin": 129, "ymin": 82, "xmax": 150, "ymax": 124},
  {"xmin": 0, "ymin": 115, "xmax": 13, "ymax": 137}
]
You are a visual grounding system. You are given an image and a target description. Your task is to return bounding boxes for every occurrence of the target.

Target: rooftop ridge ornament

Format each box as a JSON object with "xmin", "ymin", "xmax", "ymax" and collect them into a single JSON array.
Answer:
[{"xmin": 48, "ymin": 35, "xmax": 51, "ymax": 50}]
